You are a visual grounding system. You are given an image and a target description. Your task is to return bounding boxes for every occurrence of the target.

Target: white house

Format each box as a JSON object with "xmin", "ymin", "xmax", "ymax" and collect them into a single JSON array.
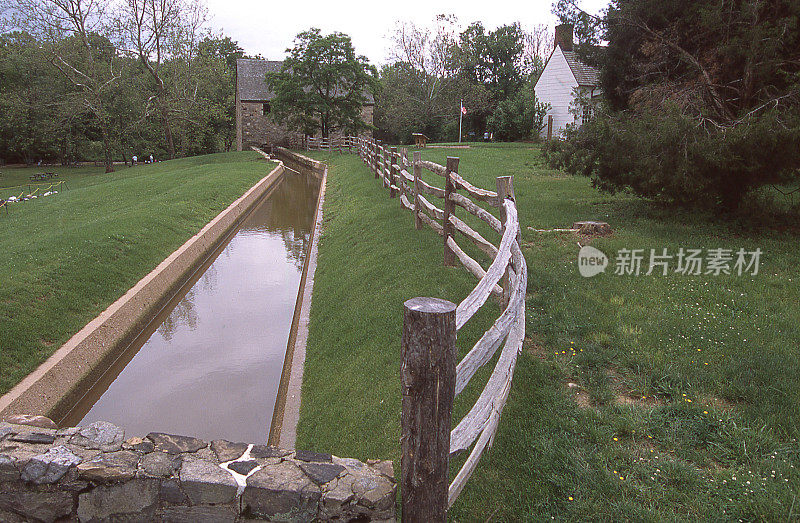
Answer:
[{"xmin": 534, "ymin": 25, "xmax": 601, "ymax": 138}]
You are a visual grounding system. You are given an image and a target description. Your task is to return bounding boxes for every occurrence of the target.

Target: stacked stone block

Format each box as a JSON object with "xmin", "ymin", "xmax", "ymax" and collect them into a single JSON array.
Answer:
[{"xmin": 0, "ymin": 420, "xmax": 396, "ymax": 522}]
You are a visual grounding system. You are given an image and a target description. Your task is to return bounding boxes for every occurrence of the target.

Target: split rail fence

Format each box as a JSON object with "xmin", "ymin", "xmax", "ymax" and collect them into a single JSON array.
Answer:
[
  {"xmin": 331, "ymin": 136, "xmax": 527, "ymax": 520},
  {"xmin": 287, "ymin": 134, "xmax": 360, "ymax": 153}
]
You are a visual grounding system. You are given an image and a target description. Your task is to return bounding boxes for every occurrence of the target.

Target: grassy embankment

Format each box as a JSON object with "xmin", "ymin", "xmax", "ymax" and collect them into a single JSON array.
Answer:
[
  {"xmin": 298, "ymin": 143, "xmax": 800, "ymax": 520},
  {"xmin": 0, "ymin": 152, "xmax": 274, "ymax": 395}
]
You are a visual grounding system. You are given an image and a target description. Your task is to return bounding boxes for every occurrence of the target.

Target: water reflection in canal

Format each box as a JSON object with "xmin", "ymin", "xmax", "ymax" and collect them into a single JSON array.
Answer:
[{"xmin": 62, "ymin": 171, "xmax": 320, "ymax": 443}]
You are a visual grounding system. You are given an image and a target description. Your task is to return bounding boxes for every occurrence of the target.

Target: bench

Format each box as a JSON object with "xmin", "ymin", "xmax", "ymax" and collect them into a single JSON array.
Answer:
[
  {"xmin": 29, "ymin": 172, "xmax": 58, "ymax": 181},
  {"xmin": 412, "ymin": 133, "xmax": 429, "ymax": 148}
]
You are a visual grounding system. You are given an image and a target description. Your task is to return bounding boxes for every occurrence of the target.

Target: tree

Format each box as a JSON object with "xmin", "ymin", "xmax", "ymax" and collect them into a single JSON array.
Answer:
[
  {"xmin": 7, "ymin": 0, "xmax": 123, "ymax": 172},
  {"xmin": 266, "ymin": 28, "xmax": 377, "ymax": 138},
  {"xmin": 378, "ymin": 16, "xmax": 550, "ymax": 142},
  {"xmin": 0, "ymin": 31, "xmax": 72, "ymax": 164},
  {"xmin": 552, "ymin": 0, "xmax": 800, "ymax": 211},
  {"xmin": 457, "ymin": 22, "xmax": 526, "ymax": 101},
  {"xmin": 183, "ymin": 35, "xmax": 243, "ymax": 153},
  {"xmin": 487, "ymin": 80, "xmax": 548, "ymax": 141},
  {"xmin": 118, "ymin": 0, "xmax": 207, "ymax": 159}
]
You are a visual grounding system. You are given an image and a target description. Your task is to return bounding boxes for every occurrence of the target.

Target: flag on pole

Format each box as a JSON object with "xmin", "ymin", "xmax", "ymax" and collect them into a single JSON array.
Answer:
[{"xmin": 459, "ymin": 100, "xmax": 464, "ymax": 143}]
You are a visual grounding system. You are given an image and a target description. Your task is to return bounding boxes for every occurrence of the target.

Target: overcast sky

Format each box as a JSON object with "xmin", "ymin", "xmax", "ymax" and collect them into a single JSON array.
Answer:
[{"xmin": 205, "ymin": 0, "xmax": 610, "ymax": 66}]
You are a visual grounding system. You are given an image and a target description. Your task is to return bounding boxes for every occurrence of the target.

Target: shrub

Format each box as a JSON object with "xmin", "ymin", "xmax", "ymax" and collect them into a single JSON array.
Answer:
[
  {"xmin": 550, "ymin": 104, "xmax": 800, "ymax": 211},
  {"xmin": 487, "ymin": 84, "xmax": 548, "ymax": 142}
]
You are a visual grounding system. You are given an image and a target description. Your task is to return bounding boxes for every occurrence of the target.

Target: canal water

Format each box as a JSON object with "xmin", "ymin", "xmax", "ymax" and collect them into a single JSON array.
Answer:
[{"xmin": 60, "ymin": 171, "xmax": 320, "ymax": 443}]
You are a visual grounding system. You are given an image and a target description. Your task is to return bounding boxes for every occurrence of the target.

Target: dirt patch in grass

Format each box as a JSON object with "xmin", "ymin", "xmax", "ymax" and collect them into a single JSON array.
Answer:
[
  {"xmin": 615, "ymin": 393, "xmax": 666, "ymax": 408},
  {"xmin": 566, "ymin": 382, "xmax": 593, "ymax": 409},
  {"xmin": 606, "ymin": 368, "xmax": 666, "ymax": 408},
  {"xmin": 700, "ymin": 394, "xmax": 740, "ymax": 411},
  {"xmin": 523, "ymin": 335, "xmax": 548, "ymax": 359},
  {"xmin": 576, "ymin": 230, "xmax": 614, "ymax": 243}
]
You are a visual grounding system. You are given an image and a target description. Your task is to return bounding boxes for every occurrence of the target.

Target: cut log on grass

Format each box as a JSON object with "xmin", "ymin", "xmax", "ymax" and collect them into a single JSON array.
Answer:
[{"xmin": 572, "ymin": 221, "xmax": 612, "ymax": 236}]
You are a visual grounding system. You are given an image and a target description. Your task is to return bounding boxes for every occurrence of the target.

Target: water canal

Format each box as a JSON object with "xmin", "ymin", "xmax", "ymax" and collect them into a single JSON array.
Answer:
[{"xmin": 60, "ymin": 170, "xmax": 321, "ymax": 443}]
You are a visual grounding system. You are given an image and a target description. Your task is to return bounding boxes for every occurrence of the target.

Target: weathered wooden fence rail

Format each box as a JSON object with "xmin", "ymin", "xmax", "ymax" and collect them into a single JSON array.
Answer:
[
  {"xmin": 289, "ymin": 136, "xmax": 526, "ymax": 518},
  {"xmin": 298, "ymin": 135, "xmax": 359, "ymax": 153},
  {"xmin": 314, "ymin": 136, "xmax": 528, "ymax": 519}
]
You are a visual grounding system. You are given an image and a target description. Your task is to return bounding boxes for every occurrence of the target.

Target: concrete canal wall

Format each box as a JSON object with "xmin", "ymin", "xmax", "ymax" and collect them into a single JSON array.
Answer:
[
  {"xmin": 0, "ymin": 160, "xmax": 286, "ymax": 421},
  {"xmin": 0, "ymin": 150, "xmax": 397, "ymax": 521}
]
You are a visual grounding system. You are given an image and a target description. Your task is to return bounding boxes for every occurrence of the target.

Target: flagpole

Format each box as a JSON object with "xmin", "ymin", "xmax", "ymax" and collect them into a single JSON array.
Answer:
[{"xmin": 459, "ymin": 99, "xmax": 463, "ymax": 143}]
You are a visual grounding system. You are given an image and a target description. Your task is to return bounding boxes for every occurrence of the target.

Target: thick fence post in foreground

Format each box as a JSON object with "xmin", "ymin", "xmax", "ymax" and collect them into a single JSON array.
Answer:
[
  {"xmin": 401, "ymin": 297, "xmax": 456, "ymax": 523},
  {"xmin": 443, "ymin": 157, "xmax": 459, "ymax": 266},
  {"xmin": 413, "ymin": 151, "xmax": 422, "ymax": 230},
  {"xmin": 390, "ymin": 146, "xmax": 399, "ymax": 198},
  {"xmin": 496, "ymin": 175, "xmax": 516, "ymax": 308}
]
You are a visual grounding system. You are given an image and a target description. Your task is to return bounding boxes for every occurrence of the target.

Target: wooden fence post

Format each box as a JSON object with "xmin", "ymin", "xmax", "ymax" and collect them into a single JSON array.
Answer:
[
  {"xmin": 369, "ymin": 140, "xmax": 374, "ymax": 170},
  {"xmin": 399, "ymin": 148, "xmax": 408, "ymax": 202},
  {"xmin": 383, "ymin": 147, "xmax": 390, "ymax": 189},
  {"xmin": 374, "ymin": 141, "xmax": 378, "ymax": 176},
  {"xmin": 374, "ymin": 140, "xmax": 381, "ymax": 179},
  {"xmin": 413, "ymin": 151, "xmax": 422, "ymax": 230},
  {"xmin": 496, "ymin": 176, "xmax": 516, "ymax": 308},
  {"xmin": 401, "ymin": 297, "xmax": 456, "ymax": 523},
  {"xmin": 390, "ymin": 147, "xmax": 398, "ymax": 198},
  {"xmin": 443, "ymin": 157, "xmax": 459, "ymax": 266},
  {"xmin": 547, "ymin": 115, "xmax": 553, "ymax": 142}
]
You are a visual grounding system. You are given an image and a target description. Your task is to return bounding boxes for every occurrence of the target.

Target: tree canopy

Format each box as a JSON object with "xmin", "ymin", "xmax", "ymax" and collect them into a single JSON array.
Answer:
[
  {"xmin": 266, "ymin": 29, "xmax": 378, "ymax": 138},
  {"xmin": 0, "ymin": 0, "xmax": 250, "ymax": 166},
  {"xmin": 375, "ymin": 16, "xmax": 549, "ymax": 144},
  {"xmin": 551, "ymin": 0, "xmax": 800, "ymax": 211}
]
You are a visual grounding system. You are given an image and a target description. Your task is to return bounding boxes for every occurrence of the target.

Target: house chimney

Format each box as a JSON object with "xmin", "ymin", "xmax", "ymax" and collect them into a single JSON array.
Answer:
[{"xmin": 554, "ymin": 24, "xmax": 574, "ymax": 52}]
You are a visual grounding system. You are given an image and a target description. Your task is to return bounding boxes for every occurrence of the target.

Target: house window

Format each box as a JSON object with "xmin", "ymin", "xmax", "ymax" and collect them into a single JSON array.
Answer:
[
  {"xmin": 262, "ymin": 102, "xmax": 271, "ymax": 116},
  {"xmin": 582, "ymin": 104, "xmax": 593, "ymax": 124}
]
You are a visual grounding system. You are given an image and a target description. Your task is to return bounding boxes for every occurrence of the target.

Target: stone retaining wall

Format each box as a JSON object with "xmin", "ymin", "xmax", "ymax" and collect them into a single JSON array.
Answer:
[{"xmin": 0, "ymin": 420, "xmax": 396, "ymax": 522}]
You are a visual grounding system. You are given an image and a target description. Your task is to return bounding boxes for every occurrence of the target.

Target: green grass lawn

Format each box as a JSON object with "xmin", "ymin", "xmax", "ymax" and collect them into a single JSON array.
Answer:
[
  {"xmin": 0, "ymin": 152, "xmax": 274, "ymax": 395},
  {"xmin": 0, "ymin": 164, "xmax": 125, "ymax": 202},
  {"xmin": 298, "ymin": 144, "xmax": 800, "ymax": 520}
]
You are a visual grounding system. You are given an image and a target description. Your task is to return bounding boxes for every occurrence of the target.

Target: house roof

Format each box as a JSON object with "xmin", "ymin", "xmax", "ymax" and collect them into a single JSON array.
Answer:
[
  {"xmin": 237, "ymin": 58, "xmax": 283, "ymax": 101},
  {"xmin": 236, "ymin": 58, "xmax": 375, "ymax": 104},
  {"xmin": 561, "ymin": 49, "xmax": 600, "ymax": 86}
]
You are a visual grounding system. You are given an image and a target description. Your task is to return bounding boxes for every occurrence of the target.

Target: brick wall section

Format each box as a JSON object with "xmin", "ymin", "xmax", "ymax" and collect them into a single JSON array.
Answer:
[{"xmin": 0, "ymin": 420, "xmax": 396, "ymax": 522}]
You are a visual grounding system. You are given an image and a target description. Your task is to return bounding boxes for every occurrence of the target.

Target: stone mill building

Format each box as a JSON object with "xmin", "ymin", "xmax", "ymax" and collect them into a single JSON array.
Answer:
[{"xmin": 235, "ymin": 58, "xmax": 374, "ymax": 151}]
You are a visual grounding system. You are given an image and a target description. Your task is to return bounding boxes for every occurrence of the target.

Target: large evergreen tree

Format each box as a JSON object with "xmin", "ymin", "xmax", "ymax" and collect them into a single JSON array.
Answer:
[{"xmin": 553, "ymin": 0, "xmax": 800, "ymax": 211}]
